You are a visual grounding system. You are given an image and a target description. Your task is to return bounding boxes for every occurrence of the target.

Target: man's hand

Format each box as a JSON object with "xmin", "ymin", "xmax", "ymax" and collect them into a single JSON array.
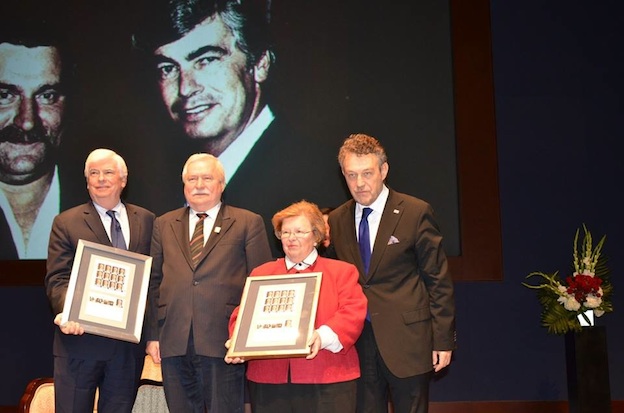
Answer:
[
  {"xmin": 54, "ymin": 313, "xmax": 84, "ymax": 335},
  {"xmin": 146, "ymin": 341, "xmax": 162, "ymax": 364},
  {"xmin": 432, "ymin": 350, "xmax": 452, "ymax": 372}
]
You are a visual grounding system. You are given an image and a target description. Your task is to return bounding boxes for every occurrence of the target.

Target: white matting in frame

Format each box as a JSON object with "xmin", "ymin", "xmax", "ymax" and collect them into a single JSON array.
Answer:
[
  {"xmin": 61, "ymin": 239, "xmax": 152, "ymax": 343},
  {"xmin": 227, "ymin": 272, "xmax": 322, "ymax": 360}
]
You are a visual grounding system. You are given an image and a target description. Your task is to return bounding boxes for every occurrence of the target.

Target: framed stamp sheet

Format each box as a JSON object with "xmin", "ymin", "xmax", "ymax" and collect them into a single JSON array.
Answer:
[
  {"xmin": 60, "ymin": 239, "xmax": 152, "ymax": 343},
  {"xmin": 227, "ymin": 272, "xmax": 322, "ymax": 360}
]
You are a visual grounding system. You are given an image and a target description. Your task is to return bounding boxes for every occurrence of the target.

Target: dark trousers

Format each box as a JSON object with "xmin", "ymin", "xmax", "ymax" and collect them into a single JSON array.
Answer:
[
  {"xmin": 249, "ymin": 379, "xmax": 357, "ymax": 413},
  {"xmin": 53, "ymin": 347, "xmax": 143, "ymax": 413},
  {"xmin": 161, "ymin": 331, "xmax": 245, "ymax": 413},
  {"xmin": 356, "ymin": 321, "xmax": 432, "ymax": 413}
]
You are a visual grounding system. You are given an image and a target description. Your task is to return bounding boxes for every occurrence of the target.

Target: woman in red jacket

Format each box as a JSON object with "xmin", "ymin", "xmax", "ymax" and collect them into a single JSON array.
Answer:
[{"xmin": 226, "ymin": 200, "xmax": 367, "ymax": 412}]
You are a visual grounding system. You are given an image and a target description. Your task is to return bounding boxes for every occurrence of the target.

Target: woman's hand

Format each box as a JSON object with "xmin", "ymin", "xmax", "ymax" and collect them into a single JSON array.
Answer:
[
  {"xmin": 224, "ymin": 339, "xmax": 246, "ymax": 364},
  {"xmin": 306, "ymin": 331, "xmax": 321, "ymax": 360}
]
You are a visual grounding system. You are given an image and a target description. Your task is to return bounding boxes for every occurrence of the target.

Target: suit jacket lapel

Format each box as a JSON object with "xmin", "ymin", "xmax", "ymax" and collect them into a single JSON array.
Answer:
[
  {"xmin": 172, "ymin": 207, "xmax": 194, "ymax": 269},
  {"xmin": 367, "ymin": 190, "xmax": 403, "ymax": 281},
  {"xmin": 125, "ymin": 204, "xmax": 140, "ymax": 252},
  {"xmin": 83, "ymin": 202, "xmax": 112, "ymax": 246},
  {"xmin": 338, "ymin": 201, "xmax": 366, "ymax": 277},
  {"xmin": 0, "ymin": 209, "xmax": 18, "ymax": 259}
]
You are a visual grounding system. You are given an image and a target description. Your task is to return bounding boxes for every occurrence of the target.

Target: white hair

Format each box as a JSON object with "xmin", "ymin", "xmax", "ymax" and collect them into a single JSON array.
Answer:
[{"xmin": 84, "ymin": 148, "xmax": 128, "ymax": 178}]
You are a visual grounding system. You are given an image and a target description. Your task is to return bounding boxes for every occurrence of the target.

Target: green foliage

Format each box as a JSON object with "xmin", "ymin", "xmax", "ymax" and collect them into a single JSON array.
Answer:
[{"xmin": 522, "ymin": 225, "xmax": 613, "ymax": 335}]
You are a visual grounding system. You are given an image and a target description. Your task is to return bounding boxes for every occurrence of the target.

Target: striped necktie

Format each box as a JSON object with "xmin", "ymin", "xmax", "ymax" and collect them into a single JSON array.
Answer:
[{"xmin": 190, "ymin": 213, "xmax": 208, "ymax": 265}]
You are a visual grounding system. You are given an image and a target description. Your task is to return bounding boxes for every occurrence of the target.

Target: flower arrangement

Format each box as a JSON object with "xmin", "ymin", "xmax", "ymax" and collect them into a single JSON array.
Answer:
[{"xmin": 523, "ymin": 225, "xmax": 613, "ymax": 335}]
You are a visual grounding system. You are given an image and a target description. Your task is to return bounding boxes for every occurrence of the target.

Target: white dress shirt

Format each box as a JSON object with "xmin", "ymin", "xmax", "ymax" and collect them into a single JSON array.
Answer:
[
  {"xmin": 219, "ymin": 106, "xmax": 275, "ymax": 184},
  {"xmin": 0, "ymin": 167, "xmax": 60, "ymax": 258},
  {"xmin": 355, "ymin": 184, "xmax": 390, "ymax": 253},
  {"xmin": 189, "ymin": 203, "xmax": 221, "ymax": 245},
  {"xmin": 93, "ymin": 201, "xmax": 130, "ymax": 246}
]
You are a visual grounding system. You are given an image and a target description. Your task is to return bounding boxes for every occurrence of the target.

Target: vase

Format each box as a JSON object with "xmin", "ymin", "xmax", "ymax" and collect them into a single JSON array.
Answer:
[
  {"xmin": 576, "ymin": 309, "xmax": 594, "ymax": 327},
  {"xmin": 565, "ymin": 326, "xmax": 611, "ymax": 413}
]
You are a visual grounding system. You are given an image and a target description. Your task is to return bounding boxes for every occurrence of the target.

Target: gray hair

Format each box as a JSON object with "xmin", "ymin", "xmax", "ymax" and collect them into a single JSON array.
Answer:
[{"xmin": 338, "ymin": 133, "xmax": 388, "ymax": 169}]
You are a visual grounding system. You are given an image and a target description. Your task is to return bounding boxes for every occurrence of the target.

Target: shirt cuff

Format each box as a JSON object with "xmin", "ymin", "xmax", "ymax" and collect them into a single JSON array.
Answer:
[{"xmin": 317, "ymin": 325, "xmax": 344, "ymax": 353}]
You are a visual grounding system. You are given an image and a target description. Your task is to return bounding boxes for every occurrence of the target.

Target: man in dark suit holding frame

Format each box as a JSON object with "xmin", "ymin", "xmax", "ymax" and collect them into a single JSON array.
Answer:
[
  {"xmin": 328, "ymin": 134, "xmax": 456, "ymax": 413},
  {"xmin": 45, "ymin": 148, "xmax": 155, "ymax": 413}
]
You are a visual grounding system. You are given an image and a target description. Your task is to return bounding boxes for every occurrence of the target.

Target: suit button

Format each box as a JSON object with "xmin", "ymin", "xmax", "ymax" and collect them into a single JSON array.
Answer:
[
  {"xmin": 363, "ymin": 284, "xmax": 370, "ymax": 289},
  {"xmin": 193, "ymin": 281, "xmax": 199, "ymax": 286}
]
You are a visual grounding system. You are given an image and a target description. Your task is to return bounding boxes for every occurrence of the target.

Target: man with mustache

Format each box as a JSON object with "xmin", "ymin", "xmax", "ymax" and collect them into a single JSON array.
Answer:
[
  {"xmin": 0, "ymin": 23, "xmax": 67, "ymax": 259},
  {"xmin": 146, "ymin": 153, "xmax": 271, "ymax": 412},
  {"xmin": 132, "ymin": 0, "xmax": 347, "ymax": 256}
]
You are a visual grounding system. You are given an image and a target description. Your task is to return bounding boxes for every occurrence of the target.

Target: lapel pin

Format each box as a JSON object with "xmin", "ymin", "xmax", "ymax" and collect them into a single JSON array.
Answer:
[
  {"xmin": 393, "ymin": 209, "xmax": 400, "ymax": 214},
  {"xmin": 214, "ymin": 226, "xmax": 221, "ymax": 233}
]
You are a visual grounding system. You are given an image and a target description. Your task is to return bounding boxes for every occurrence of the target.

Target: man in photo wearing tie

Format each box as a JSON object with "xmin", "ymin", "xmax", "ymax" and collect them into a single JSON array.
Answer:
[
  {"xmin": 328, "ymin": 134, "xmax": 456, "ymax": 413},
  {"xmin": 45, "ymin": 148, "xmax": 155, "ymax": 412},
  {"xmin": 146, "ymin": 153, "xmax": 272, "ymax": 412}
]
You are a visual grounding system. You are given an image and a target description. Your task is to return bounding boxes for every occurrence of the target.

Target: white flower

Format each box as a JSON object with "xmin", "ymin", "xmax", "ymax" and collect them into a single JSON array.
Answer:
[
  {"xmin": 584, "ymin": 294, "xmax": 602, "ymax": 309},
  {"xmin": 558, "ymin": 295, "xmax": 581, "ymax": 311}
]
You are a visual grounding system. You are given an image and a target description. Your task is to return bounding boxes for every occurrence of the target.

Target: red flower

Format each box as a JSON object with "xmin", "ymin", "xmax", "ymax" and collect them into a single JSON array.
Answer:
[{"xmin": 565, "ymin": 274, "xmax": 602, "ymax": 303}]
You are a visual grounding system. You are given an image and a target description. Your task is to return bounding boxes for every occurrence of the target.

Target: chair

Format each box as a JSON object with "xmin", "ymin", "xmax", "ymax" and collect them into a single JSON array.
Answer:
[
  {"xmin": 18, "ymin": 378, "xmax": 55, "ymax": 413},
  {"xmin": 19, "ymin": 378, "xmax": 101, "ymax": 413},
  {"xmin": 140, "ymin": 354, "xmax": 162, "ymax": 382},
  {"xmin": 19, "ymin": 356, "xmax": 166, "ymax": 413},
  {"xmin": 133, "ymin": 356, "xmax": 168, "ymax": 413},
  {"xmin": 131, "ymin": 379, "xmax": 168, "ymax": 413}
]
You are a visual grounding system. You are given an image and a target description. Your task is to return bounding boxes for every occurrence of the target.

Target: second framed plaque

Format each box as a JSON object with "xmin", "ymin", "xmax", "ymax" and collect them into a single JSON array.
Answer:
[{"xmin": 227, "ymin": 272, "xmax": 322, "ymax": 360}]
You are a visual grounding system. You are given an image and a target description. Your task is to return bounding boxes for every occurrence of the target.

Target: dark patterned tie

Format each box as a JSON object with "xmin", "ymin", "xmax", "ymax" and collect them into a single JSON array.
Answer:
[
  {"xmin": 190, "ymin": 213, "xmax": 208, "ymax": 265},
  {"xmin": 106, "ymin": 210, "xmax": 127, "ymax": 250},
  {"xmin": 358, "ymin": 207, "xmax": 373, "ymax": 274}
]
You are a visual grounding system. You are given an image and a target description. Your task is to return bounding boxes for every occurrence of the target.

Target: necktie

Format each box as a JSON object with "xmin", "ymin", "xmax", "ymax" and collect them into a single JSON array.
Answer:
[
  {"xmin": 190, "ymin": 213, "xmax": 208, "ymax": 265},
  {"xmin": 358, "ymin": 207, "xmax": 373, "ymax": 274},
  {"xmin": 106, "ymin": 210, "xmax": 127, "ymax": 250}
]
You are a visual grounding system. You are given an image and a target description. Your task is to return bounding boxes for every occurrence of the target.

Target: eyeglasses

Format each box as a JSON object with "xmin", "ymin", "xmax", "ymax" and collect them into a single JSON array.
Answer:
[{"xmin": 276, "ymin": 230, "xmax": 312, "ymax": 239}]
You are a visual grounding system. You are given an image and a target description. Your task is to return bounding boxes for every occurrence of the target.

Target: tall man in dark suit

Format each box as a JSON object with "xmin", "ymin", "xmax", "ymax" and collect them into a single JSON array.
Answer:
[
  {"xmin": 45, "ymin": 148, "xmax": 155, "ymax": 412},
  {"xmin": 131, "ymin": 0, "xmax": 347, "ymax": 254},
  {"xmin": 146, "ymin": 153, "xmax": 272, "ymax": 412},
  {"xmin": 328, "ymin": 134, "xmax": 456, "ymax": 413}
]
